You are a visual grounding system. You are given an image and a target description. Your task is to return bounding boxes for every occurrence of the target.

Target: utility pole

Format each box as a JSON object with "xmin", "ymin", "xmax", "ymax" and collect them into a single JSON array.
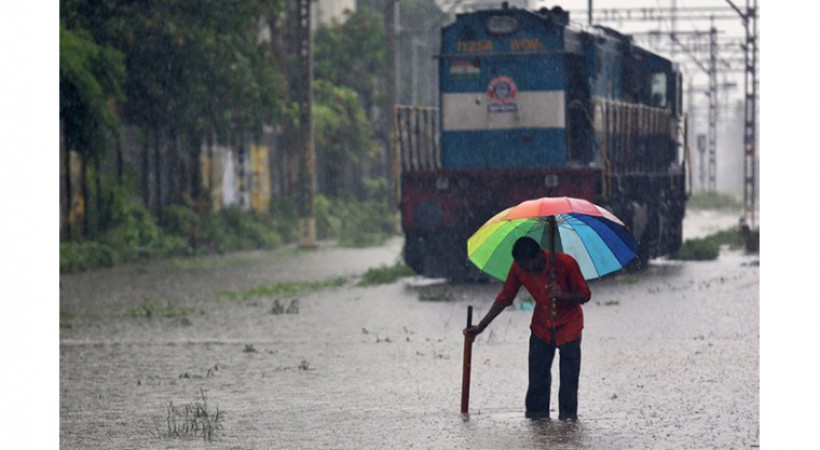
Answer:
[
  {"xmin": 386, "ymin": 0, "xmax": 400, "ymax": 209},
  {"xmin": 296, "ymin": 0, "xmax": 315, "ymax": 247},
  {"xmin": 742, "ymin": 0, "xmax": 758, "ymax": 228},
  {"xmin": 588, "ymin": 0, "xmax": 593, "ymax": 26},
  {"xmin": 707, "ymin": 20, "xmax": 717, "ymax": 193}
]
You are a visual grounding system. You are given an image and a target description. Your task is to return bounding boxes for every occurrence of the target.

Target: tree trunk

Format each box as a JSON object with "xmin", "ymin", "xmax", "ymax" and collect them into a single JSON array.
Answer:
[
  {"xmin": 207, "ymin": 132, "xmax": 215, "ymax": 208},
  {"xmin": 63, "ymin": 132, "xmax": 73, "ymax": 240},
  {"xmin": 141, "ymin": 128, "xmax": 150, "ymax": 207},
  {"xmin": 189, "ymin": 130, "xmax": 203, "ymax": 204},
  {"xmin": 80, "ymin": 155, "xmax": 89, "ymax": 238},
  {"xmin": 169, "ymin": 127, "xmax": 180, "ymax": 205},
  {"xmin": 238, "ymin": 132, "xmax": 246, "ymax": 208},
  {"xmin": 153, "ymin": 126, "xmax": 163, "ymax": 215},
  {"xmin": 116, "ymin": 136, "xmax": 123, "ymax": 184},
  {"xmin": 94, "ymin": 156, "xmax": 104, "ymax": 234}
]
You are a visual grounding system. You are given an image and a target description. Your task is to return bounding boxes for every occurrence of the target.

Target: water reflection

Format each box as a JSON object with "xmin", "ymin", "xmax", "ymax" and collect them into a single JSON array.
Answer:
[{"xmin": 526, "ymin": 418, "xmax": 586, "ymax": 448}]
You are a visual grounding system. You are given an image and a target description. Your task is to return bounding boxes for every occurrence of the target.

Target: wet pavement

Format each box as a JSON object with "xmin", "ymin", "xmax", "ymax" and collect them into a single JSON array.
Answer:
[{"xmin": 60, "ymin": 209, "xmax": 759, "ymax": 449}]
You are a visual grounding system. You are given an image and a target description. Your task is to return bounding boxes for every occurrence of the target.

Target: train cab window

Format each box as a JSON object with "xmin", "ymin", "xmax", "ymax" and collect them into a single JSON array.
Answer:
[{"xmin": 650, "ymin": 72, "xmax": 667, "ymax": 108}]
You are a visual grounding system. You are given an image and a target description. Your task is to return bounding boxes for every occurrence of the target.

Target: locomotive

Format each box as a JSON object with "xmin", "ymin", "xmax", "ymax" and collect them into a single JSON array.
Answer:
[{"xmin": 394, "ymin": 3, "xmax": 688, "ymax": 280}]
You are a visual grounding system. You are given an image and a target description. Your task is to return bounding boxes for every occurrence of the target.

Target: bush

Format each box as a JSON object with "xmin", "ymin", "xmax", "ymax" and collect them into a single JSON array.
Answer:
[
  {"xmin": 670, "ymin": 227, "xmax": 748, "ymax": 261},
  {"xmin": 670, "ymin": 237, "xmax": 719, "ymax": 260},
  {"xmin": 336, "ymin": 178, "xmax": 397, "ymax": 247},
  {"xmin": 315, "ymin": 194, "xmax": 341, "ymax": 240},
  {"xmin": 60, "ymin": 240, "xmax": 117, "ymax": 273},
  {"xmin": 357, "ymin": 262, "xmax": 415, "ymax": 286},
  {"xmin": 268, "ymin": 197, "xmax": 300, "ymax": 243},
  {"xmin": 687, "ymin": 192, "xmax": 741, "ymax": 211},
  {"xmin": 215, "ymin": 206, "xmax": 282, "ymax": 251}
]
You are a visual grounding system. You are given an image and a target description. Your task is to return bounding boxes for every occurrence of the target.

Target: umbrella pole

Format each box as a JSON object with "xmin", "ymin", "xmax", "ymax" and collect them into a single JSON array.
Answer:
[
  {"xmin": 548, "ymin": 217, "xmax": 558, "ymax": 345},
  {"xmin": 461, "ymin": 305, "xmax": 473, "ymax": 414}
]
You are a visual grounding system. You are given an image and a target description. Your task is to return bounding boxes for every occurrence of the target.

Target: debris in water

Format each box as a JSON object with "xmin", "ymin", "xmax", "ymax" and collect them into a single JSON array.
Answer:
[
  {"xmin": 286, "ymin": 299, "xmax": 300, "ymax": 314},
  {"xmin": 271, "ymin": 299, "xmax": 285, "ymax": 315}
]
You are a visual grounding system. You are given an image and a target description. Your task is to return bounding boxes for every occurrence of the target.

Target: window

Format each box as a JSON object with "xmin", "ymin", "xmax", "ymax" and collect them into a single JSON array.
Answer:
[{"xmin": 650, "ymin": 72, "xmax": 667, "ymax": 108}]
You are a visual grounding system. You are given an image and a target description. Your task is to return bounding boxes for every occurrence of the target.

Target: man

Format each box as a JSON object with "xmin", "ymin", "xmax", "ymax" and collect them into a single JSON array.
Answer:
[{"xmin": 463, "ymin": 236, "xmax": 591, "ymax": 421}]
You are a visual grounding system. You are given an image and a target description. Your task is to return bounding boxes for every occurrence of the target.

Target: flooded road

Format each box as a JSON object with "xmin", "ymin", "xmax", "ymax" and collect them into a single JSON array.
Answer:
[{"xmin": 60, "ymin": 209, "xmax": 759, "ymax": 449}]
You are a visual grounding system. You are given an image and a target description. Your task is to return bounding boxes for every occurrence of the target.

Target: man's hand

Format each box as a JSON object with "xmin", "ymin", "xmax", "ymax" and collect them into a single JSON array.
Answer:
[
  {"xmin": 547, "ymin": 282, "xmax": 563, "ymax": 298},
  {"xmin": 463, "ymin": 324, "xmax": 485, "ymax": 341}
]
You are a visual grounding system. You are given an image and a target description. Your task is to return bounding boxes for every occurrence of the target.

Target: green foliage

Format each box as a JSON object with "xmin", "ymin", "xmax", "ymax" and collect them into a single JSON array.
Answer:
[
  {"xmin": 60, "ymin": 240, "xmax": 117, "ymax": 273},
  {"xmin": 336, "ymin": 178, "xmax": 397, "ymax": 247},
  {"xmin": 357, "ymin": 262, "xmax": 415, "ymax": 287},
  {"xmin": 268, "ymin": 197, "xmax": 300, "ymax": 243},
  {"xmin": 670, "ymin": 227, "xmax": 746, "ymax": 261},
  {"xmin": 125, "ymin": 297, "xmax": 195, "ymax": 319},
  {"xmin": 671, "ymin": 238, "xmax": 720, "ymax": 261},
  {"xmin": 59, "ymin": 23, "xmax": 125, "ymax": 161},
  {"xmin": 314, "ymin": 9, "xmax": 387, "ymax": 111},
  {"xmin": 219, "ymin": 277, "xmax": 347, "ymax": 302},
  {"xmin": 315, "ymin": 194, "xmax": 342, "ymax": 240},
  {"xmin": 103, "ymin": 191, "xmax": 188, "ymax": 260},
  {"xmin": 217, "ymin": 206, "xmax": 282, "ymax": 250},
  {"xmin": 687, "ymin": 192, "xmax": 742, "ymax": 211},
  {"xmin": 313, "ymin": 80, "xmax": 381, "ymax": 198},
  {"xmin": 61, "ymin": 0, "xmax": 284, "ymax": 140}
]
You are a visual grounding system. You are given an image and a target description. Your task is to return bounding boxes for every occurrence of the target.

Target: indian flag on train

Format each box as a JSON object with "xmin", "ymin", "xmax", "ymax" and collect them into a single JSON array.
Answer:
[{"xmin": 449, "ymin": 59, "xmax": 481, "ymax": 78}]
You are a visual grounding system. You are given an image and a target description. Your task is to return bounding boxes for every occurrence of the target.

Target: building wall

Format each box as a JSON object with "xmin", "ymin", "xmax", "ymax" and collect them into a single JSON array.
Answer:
[{"xmin": 313, "ymin": 0, "xmax": 356, "ymax": 28}]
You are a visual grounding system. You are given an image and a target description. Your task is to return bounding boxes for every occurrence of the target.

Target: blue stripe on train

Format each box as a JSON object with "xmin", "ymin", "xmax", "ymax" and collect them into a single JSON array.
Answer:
[{"xmin": 441, "ymin": 128, "xmax": 567, "ymax": 170}]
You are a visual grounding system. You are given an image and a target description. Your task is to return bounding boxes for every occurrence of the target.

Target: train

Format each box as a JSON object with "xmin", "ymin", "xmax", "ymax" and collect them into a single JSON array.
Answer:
[{"xmin": 393, "ymin": 3, "xmax": 688, "ymax": 281}]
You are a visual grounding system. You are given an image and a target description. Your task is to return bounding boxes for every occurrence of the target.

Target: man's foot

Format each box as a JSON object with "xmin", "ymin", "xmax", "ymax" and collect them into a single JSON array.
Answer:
[
  {"xmin": 525, "ymin": 411, "xmax": 550, "ymax": 420},
  {"xmin": 557, "ymin": 414, "xmax": 578, "ymax": 422}
]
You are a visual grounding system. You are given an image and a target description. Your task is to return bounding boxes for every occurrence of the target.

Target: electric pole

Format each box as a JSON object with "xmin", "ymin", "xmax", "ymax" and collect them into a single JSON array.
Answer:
[
  {"xmin": 708, "ymin": 20, "xmax": 717, "ymax": 193},
  {"xmin": 296, "ymin": 0, "xmax": 316, "ymax": 247},
  {"xmin": 742, "ymin": 0, "xmax": 758, "ymax": 229},
  {"xmin": 386, "ymin": 0, "xmax": 400, "ymax": 210}
]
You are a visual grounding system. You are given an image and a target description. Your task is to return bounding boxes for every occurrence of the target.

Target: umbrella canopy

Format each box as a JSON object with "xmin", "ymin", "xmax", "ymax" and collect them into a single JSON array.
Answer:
[{"xmin": 467, "ymin": 197, "xmax": 639, "ymax": 281}]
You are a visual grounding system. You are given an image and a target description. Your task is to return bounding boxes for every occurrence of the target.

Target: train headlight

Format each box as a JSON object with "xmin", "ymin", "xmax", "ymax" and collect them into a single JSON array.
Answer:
[{"xmin": 486, "ymin": 15, "xmax": 518, "ymax": 35}]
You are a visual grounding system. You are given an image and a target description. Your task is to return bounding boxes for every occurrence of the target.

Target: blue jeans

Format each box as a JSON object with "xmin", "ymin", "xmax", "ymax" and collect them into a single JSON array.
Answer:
[{"xmin": 525, "ymin": 333, "xmax": 581, "ymax": 420}]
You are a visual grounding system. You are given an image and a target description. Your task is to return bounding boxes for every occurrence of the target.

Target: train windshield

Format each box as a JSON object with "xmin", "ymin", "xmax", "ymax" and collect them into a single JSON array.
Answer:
[{"xmin": 650, "ymin": 72, "xmax": 668, "ymax": 108}]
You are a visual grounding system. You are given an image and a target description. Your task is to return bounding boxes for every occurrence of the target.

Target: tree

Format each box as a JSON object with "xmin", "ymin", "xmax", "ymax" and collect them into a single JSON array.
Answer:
[
  {"xmin": 59, "ymin": 23, "xmax": 125, "ymax": 237},
  {"xmin": 314, "ymin": 8, "xmax": 388, "ymax": 123},
  {"xmin": 313, "ymin": 80, "xmax": 379, "ymax": 198},
  {"xmin": 61, "ymin": 0, "xmax": 285, "ymax": 212}
]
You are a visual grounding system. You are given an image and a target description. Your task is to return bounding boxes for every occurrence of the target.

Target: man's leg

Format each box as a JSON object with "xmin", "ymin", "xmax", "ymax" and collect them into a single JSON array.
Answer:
[
  {"xmin": 525, "ymin": 333, "xmax": 556, "ymax": 418},
  {"xmin": 557, "ymin": 337, "xmax": 582, "ymax": 421}
]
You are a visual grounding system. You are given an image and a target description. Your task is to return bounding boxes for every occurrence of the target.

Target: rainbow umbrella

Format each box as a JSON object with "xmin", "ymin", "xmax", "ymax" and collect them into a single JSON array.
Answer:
[{"xmin": 467, "ymin": 197, "xmax": 639, "ymax": 281}]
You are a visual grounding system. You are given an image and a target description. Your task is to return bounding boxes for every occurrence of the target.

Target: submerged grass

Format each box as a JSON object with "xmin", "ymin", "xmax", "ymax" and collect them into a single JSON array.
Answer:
[
  {"xmin": 166, "ymin": 389, "xmax": 222, "ymax": 441},
  {"xmin": 219, "ymin": 277, "xmax": 348, "ymax": 301},
  {"xmin": 125, "ymin": 297, "xmax": 196, "ymax": 318},
  {"xmin": 671, "ymin": 227, "xmax": 749, "ymax": 261},
  {"xmin": 170, "ymin": 255, "xmax": 256, "ymax": 271},
  {"xmin": 357, "ymin": 262, "xmax": 415, "ymax": 287},
  {"xmin": 687, "ymin": 192, "xmax": 742, "ymax": 211}
]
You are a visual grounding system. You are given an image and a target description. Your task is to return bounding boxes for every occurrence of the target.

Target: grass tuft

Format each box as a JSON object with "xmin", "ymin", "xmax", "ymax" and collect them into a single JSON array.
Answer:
[
  {"xmin": 687, "ymin": 192, "xmax": 742, "ymax": 210},
  {"xmin": 166, "ymin": 389, "xmax": 222, "ymax": 441},
  {"xmin": 219, "ymin": 277, "xmax": 347, "ymax": 301},
  {"xmin": 357, "ymin": 262, "xmax": 415, "ymax": 287},
  {"xmin": 125, "ymin": 297, "xmax": 195, "ymax": 318},
  {"xmin": 670, "ymin": 227, "xmax": 748, "ymax": 261}
]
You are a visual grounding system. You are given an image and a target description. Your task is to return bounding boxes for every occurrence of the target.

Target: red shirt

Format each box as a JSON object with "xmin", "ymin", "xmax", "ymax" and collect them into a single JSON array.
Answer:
[{"xmin": 495, "ymin": 250, "xmax": 591, "ymax": 346}]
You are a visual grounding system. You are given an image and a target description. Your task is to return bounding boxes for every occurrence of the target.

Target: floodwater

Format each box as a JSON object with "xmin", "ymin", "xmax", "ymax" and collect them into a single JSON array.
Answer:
[{"xmin": 60, "ymin": 209, "xmax": 759, "ymax": 449}]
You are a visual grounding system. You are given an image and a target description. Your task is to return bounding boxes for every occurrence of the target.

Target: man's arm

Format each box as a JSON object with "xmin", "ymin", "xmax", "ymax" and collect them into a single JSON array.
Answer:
[
  {"xmin": 463, "ymin": 300, "xmax": 507, "ymax": 339},
  {"xmin": 463, "ymin": 265, "xmax": 520, "ymax": 339},
  {"xmin": 547, "ymin": 255, "xmax": 591, "ymax": 305}
]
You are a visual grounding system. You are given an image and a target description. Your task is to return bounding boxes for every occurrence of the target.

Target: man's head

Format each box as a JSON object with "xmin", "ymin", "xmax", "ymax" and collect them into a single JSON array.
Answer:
[{"xmin": 512, "ymin": 237, "xmax": 546, "ymax": 273}]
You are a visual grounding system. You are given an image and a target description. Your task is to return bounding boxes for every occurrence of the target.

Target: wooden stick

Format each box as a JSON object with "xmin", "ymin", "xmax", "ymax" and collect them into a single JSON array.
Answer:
[{"xmin": 461, "ymin": 305, "xmax": 473, "ymax": 414}]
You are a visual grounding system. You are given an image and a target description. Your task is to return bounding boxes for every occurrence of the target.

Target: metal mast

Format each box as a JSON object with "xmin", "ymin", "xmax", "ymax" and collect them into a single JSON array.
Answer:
[
  {"xmin": 742, "ymin": 0, "xmax": 758, "ymax": 228},
  {"xmin": 708, "ymin": 20, "xmax": 717, "ymax": 192},
  {"xmin": 296, "ymin": 0, "xmax": 316, "ymax": 246}
]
